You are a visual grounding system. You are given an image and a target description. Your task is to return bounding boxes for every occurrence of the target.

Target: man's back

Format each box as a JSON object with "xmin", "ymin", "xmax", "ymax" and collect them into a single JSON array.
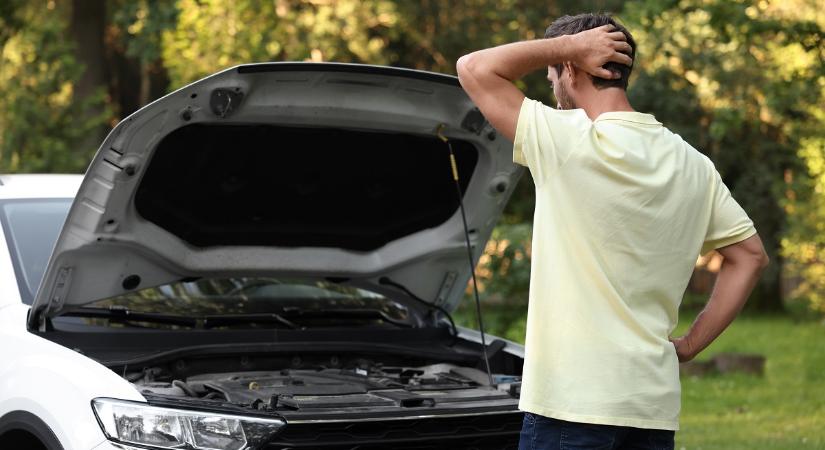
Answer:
[
  {"xmin": 456, "ymin": 14, "xmax": 767, "ymax": 448},
  {"xmin": 514, "ymin": 98, "xmax": 755, "ymax": 430}
]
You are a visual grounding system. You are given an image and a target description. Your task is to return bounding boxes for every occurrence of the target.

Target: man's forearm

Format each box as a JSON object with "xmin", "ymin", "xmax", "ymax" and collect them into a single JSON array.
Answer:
[
  {"xmin": 680, "ymin": 255, "xmax": 767, "ymax": 359},
  {"xmin": 458, "ymin": 35, "xmax": 575, "ymax": 82},
  {"xmin": 456, "ymin": 25, "xmax": 630, "ymax": 141},
  {"xmin": 456, "ymin": 36, "xmax": 577, "ymax": 141}
]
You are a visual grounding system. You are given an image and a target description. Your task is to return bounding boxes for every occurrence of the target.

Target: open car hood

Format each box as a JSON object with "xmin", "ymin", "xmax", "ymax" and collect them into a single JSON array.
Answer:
[{"xmin": 29, "ymin": 62, "xmax": 521, "ymax": 328}]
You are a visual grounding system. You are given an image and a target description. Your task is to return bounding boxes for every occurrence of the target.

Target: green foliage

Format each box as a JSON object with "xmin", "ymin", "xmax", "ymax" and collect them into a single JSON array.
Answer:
[
  {"xmin": 456, "ymin": 223, "xmax": 532, "ymax": 342},
  {"xmin": 110, "ymin": 0, "xmax": 179, "ymax": 64},
  {"xmin": 769, "ymin": 0, "xmax": 825, "ymax": 317},
  {"xmin": 0, "ymin": 0, "xmax": 28, "ymax": 45},
  {"xmin": 622, "ymin": 0, "xmax": 825, "ymax": 310},
  {"xmin": 463, "ymin": 0, "xmax": 825, "ymax": 314},
  {"xmin": 2, "ymin": 0, "xmax": 825, "ymax": 315},
  {"xmin": 0, "ymin": 1, "xmax": 109, "ymax": 173},
  {"xmin": 475, "ymin": 224, "xmax": 533, "ymax": 301},
  {"xmin": 161, "ymin": 0, "xmax": 398, "ymax": 87},
  {"xmin": 783, "ymin": 131, "xmax": 825, "ymax": 316}
]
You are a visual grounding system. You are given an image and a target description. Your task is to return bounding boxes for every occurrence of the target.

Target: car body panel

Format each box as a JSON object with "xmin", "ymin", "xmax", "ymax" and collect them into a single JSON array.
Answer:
[
  {"xmin": 0, "ymin": 303, "xmax": 145, "ymax": 450},
  {"xmin": 0, "ymin": 175, "xmax": 82, "ymax": 200},
  {"xmin": 29, "ymin": 63, "xmax": 521, "ymax": 328},
  {"xmin": 2, "ymin": 62, "xmax": 528, "ymax": 449}
]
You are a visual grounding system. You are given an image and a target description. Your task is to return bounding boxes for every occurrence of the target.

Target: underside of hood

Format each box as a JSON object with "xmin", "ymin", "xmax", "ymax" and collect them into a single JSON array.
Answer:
[
  {"xmin": 135, "ymin": 123, "xmax": 478, "ymax": 251},
  {"xmin": 30, "ymin": 63, "xmax": 521, "ymax": 329}
]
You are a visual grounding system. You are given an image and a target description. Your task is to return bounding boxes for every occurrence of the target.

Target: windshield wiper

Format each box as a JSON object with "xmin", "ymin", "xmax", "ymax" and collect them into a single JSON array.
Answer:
[
  {"xmin": 277, "ymin": 307, "xmax": 414, "ymax": 328},
  {"xmin": 57, "ymin": 307, "xmax": 409, "ymax": 330},
  {"xmin": 58, "ymin": 307, "xmax": 199, "ymax": 328},
  {"xmin": 57, "ymin": 308, "xmax": 299, "ymax": 330},
  {"xmin": 201, "ymin": 313, "xmax": 299, "ymax": 329}
]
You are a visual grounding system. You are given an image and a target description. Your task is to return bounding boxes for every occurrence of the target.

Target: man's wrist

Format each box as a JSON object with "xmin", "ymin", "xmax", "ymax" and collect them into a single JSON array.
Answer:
[
  {"xmin": 546, "ymin": 34, "xmax": 577, "ymax": 65},
  {"xmin": 683, "ymin": 334, "xmax": 700, "ymax": 359},
  {"xmin": 563, "ymin": 34, "xmax": 581, "ymax": 63}
]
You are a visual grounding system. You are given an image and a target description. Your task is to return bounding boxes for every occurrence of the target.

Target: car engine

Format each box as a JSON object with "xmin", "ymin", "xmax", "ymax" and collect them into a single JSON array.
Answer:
[
  {"xmin": 133, "ymin": 361, "xmax": 520, "ymax": 414},
  {"xmin": 128, "ymin": 359, "xmax": 523, "ymax": 449}
]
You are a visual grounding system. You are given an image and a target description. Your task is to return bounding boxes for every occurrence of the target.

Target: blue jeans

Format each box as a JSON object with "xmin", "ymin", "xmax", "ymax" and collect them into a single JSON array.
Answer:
[{"xmin": 518, "ymin": 412, "xmax": 675, "ymax": 450}]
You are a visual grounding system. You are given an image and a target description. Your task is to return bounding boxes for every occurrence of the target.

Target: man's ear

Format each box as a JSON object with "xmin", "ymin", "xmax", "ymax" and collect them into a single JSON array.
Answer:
[{"xmin": 563, "ymin": 61, "xmax": 577, "ymax": 85}]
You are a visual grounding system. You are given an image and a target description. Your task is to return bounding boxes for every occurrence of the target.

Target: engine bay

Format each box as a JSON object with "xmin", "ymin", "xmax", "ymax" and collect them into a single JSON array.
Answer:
[{"xmin": 131, "ymin": 359, "xmax": 521, "ymax": 418}]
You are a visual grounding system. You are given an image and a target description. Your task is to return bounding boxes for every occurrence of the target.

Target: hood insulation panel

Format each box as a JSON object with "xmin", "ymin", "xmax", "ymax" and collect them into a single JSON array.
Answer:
[{"xmin": 135, "ymin": 124, "xmax": 478, "ymax": 251}]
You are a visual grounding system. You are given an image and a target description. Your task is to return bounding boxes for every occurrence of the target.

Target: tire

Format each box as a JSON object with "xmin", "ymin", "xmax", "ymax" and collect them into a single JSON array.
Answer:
[{"xmin": 0, "ymin": 411, "xmax": 63, "ymax": 450}]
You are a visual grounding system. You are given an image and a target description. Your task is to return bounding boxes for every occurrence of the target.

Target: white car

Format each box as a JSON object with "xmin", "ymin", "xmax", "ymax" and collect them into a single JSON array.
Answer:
[{"xmin": 0, "ymin": 63, "xmax": 526, "ymax": 450}]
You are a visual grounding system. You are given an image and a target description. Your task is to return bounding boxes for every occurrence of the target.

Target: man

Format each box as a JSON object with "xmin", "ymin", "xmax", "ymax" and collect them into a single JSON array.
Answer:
[{"xmin": 456, "ymin": 13, "xmax": 769, "ymax": 450}]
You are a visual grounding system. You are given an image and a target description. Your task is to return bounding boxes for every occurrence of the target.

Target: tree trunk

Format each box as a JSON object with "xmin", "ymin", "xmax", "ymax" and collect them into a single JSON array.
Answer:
[
  {"xmin": 139, "ymin": 60, "xmax": 151, "ymax": 107},
  {"xmin": 69, "ymin": 0, "xmax": 108, "ymax": 155}
]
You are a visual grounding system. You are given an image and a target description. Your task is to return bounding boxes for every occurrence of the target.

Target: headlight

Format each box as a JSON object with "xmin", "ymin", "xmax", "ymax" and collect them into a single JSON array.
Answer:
[{"xmin": 92, "ymin": 398, "xmax": 284, "ymax": 450}]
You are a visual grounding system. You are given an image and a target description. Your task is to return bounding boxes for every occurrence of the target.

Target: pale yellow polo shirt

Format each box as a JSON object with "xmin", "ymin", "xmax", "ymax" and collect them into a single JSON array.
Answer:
[{"xmin": 514, "ymin": 97, "xmax": 756, "ymax": 430}]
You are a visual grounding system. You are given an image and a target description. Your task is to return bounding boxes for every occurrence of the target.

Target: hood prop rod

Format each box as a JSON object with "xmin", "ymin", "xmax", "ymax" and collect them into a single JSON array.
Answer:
[{"xmin": 437, "ymin": 124, "xmax": 494, "ymax": 387}]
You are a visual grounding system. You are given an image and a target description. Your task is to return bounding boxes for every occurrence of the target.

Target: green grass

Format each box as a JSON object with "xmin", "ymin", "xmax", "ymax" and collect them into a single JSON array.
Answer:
[
  {"xmin": 455, "ymin": 302, "xmax": 825, "ymax": 449},
  {"xmin": 673, "ymin": 314, "xmax": 825, "ymax": 450}
]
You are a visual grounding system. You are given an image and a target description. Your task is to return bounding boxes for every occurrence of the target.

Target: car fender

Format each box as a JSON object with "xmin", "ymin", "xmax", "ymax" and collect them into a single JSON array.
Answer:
[{"xmin": 0, "ymin": 304, "xmax": 144, "ymax": 450}]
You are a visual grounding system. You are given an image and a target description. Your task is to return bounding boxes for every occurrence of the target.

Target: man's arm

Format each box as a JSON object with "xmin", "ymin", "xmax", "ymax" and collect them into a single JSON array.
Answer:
[
  {"xmin": 671, "ymin": 234, "xmax": 769, "ymax": 362},
  {"xmin": 455, "ymin": 25, "xmax": 632, "ymax": 142}
]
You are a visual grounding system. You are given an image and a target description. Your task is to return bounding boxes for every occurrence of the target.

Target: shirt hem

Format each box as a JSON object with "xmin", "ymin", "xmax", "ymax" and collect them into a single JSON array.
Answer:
[
  {"xmin": 702, "ymin": 226, "xmax": 758, "ymax": 255},
  {"xmin": 519, "ymin": 401, "xmax": 679, "ymax": 431}
]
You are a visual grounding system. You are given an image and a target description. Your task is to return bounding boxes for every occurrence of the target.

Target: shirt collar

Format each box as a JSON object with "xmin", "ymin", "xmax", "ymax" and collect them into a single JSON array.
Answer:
[{"xmin": 593, "ymin": 111, "xmax": 661, "ymax": 125}]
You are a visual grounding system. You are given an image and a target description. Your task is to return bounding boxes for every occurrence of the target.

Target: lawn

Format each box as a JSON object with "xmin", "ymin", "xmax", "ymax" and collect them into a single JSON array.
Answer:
[{"xmin": 454, "ymin": 302, "xmax": 825, "ymax": 449}]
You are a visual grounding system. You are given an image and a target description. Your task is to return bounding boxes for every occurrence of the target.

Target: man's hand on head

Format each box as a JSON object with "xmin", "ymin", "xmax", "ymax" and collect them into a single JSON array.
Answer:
[
  {"xmin": 568, "ymin": 24, "xmax": 633, "ymax": 80},
  {"xmin": 456, "ymin": 22, "xmax": 634, "ymax": 142}
]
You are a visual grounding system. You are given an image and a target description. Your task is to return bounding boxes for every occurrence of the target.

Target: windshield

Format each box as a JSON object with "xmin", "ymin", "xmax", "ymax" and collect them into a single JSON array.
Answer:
[
  {"xmin": 76, "ymin": 277, "xmax": 413, "ymax": 328},
  {"xmin": 0, "ymin": 198, "xmax": 73, "ymax": 304}
]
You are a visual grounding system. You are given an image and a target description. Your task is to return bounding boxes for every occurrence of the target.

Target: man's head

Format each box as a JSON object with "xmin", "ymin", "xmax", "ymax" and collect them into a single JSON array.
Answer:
[{"xmin": 544, "ymin": 13, "xmax": 636, "ymax": 109}]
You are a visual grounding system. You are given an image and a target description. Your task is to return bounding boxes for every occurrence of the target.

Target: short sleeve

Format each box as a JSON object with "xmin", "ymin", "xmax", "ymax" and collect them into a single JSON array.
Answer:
[
  {"xmin": 513, "ymin": 97, "xmax": 590, "ymax": 185},
  {"xmin": 701, "ymin": 171, "xmax": 757, "ymax": 255}
]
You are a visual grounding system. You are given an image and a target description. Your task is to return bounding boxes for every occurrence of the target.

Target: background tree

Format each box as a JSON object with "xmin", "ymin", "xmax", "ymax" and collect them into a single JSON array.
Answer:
[
  {"xmin": 2, "ymin": 0, "xmax": 823, "ymax": 316},
  {"xmin": 107, "ymin": 0, "xmax": 178, "ymax": 114},
  {"xmin": 0, "ymin": 1, "xmax": 109, "ymax": 172},
  {"xmin": 624, "ymin": 0, "xmax": 825, "ymax": 310},
  {"xmin": 160, "ymin": 0, "xmax": 398, "ymax": 87}
]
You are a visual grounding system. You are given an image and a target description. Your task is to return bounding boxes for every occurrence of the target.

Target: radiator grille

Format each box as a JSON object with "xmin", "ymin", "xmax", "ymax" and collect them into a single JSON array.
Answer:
[{"xmin": 265, "ymin": 412, "xmax": 523, "ymax": 449}]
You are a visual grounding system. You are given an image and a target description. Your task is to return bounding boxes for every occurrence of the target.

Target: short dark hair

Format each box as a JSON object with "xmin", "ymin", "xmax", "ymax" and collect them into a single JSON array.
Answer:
[{"xmin": 544, "ymin": 13, "xmax": 636, "ymax": 90}]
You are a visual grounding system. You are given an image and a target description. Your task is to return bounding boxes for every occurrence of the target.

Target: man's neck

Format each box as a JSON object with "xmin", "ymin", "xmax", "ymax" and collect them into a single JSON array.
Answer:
[{"xmin": 577, "ymin": 87, "xmax": 635, "ymax": 121}]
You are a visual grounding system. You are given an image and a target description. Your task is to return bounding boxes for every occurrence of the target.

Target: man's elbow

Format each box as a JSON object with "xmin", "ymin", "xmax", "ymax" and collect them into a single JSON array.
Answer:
[
  {"xmin": 757, "ymin": 249, "xmax": 770, "ymax": 271},
  {"xmin": 459, "ymin": 51, "xmax": 498, "ymax": 80},
  {"xmin": 456, "ymin": 53, "xmax": 479, "ymax": 82},
  {"xmin": 747, "ymin": 243, "xmax": 770, "ymax": 275},
  {"xmin": 719, "ymin": 234, "xmax": 770, "ymax": 274}
]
